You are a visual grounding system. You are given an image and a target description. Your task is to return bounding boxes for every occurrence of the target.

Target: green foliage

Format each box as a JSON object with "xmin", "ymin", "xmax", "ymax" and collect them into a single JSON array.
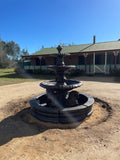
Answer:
[
  {"xmin": 5, "ymin": 41, "xmax": 20, "ymax": 60},
  {"xmin": 26, "ymin": 69, "xmax": 55, "ymax": 76},
  {"xmin": 21, "ymin": 49, "xmax": 29, "ymax": 56},
  {"xmin": 0, "ymin": 38, "xmax": 29, "ymax": 68},
  {"xmin": 14, "ymin": 64, "xmax": 25, "ymax": 74},
  {"xmin": 0, "ymin": 41, "xmax": 10, "ymax": 68}
]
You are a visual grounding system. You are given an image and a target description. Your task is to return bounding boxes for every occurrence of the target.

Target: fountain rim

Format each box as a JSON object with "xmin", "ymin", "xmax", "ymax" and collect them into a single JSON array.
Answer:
[
  {"xmin": 40, "ymin": 79, "xmax": 83, "ymax": 90},
  {"xmin": 30, "ymin": 93, "xmax": 94, "ymax": 113}
]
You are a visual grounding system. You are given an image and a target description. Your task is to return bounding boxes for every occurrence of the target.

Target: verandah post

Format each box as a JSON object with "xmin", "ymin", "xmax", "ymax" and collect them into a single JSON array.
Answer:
[
  {"xmin": 104, "ymin": 52, "xmax": 107, "ymax": 74},
  {"xmin": 84, "ymin": 53, "xmax": 88, "ymax": 73},
  {"xmin": 39, "ymin": 57, "xmax": 41, "ymax": 70},
  {"xmin": 113, "ymin": 51, "xmax": 119, "ymax": 69},
  {"xmin": 22, "ymin": 57, "xmax": 24, "ymax": 68},
  {"xmin": 93, "ymin": 52, "xmax": 95, "ymax": 74}
]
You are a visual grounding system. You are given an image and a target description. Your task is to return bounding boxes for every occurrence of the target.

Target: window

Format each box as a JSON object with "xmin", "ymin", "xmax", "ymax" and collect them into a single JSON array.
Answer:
[
  {"xmin": 117, "ymin": 53, "xmax": 120, "ymax": 64},
  {"xmin": 41, "ymin": 58, "xmax": 46, "ymax": 65},
  {"xmin": 107, "ymin": 54, "xmax": 114, "ymax": 64},
  {"xmin": 95, "ymin": 54, "xmax": 105, "ymax": 65},
  {"xmin": 36, "ymin": 58, "xmax": 40, "ymax": 65},
  {"xmin": 79, "ymin": 56, "xmax": 85, "ymax": 65}
]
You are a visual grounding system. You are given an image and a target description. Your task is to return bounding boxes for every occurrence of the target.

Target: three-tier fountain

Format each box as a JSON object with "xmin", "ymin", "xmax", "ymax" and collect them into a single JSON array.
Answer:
[{"xmin": 30, "ymin": 45, "xmax": 94, "ymax": 125}]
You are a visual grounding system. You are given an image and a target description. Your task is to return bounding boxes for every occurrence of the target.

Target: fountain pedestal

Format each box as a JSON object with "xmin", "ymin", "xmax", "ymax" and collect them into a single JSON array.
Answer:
[{"xmin": 30, "ymin": 45, "xmax": 94, "ymax": 124}]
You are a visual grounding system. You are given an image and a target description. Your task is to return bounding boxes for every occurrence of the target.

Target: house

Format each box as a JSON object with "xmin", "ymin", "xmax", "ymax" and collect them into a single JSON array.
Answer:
[{"xmin": 22, "ymin": 36, "xmax": 120, "ymax": 74}]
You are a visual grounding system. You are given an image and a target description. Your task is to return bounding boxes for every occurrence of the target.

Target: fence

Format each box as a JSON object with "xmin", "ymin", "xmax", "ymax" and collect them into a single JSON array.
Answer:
[{"xmin": 23, "ymin": 64, "xmax": 120, "ymax": 74}]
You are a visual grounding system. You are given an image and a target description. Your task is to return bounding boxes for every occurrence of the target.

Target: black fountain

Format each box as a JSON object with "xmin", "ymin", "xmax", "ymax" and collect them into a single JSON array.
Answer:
[{"xmin": 30, "ymin": 45, "xmax": 94, "ymax": 125}]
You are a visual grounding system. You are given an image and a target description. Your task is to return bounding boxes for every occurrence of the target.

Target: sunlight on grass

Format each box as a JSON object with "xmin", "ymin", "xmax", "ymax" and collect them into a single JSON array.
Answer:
[
  {"xmin": 0, "ymin": 68, "xmax": 14, "ymax": 75},
  {"xmin": 0, "ymin": 68, "xmax": 54, "ymax": 86},
  {"xmin": 0, "ymin": 68, "xmax": 34, "ymax": 86}
]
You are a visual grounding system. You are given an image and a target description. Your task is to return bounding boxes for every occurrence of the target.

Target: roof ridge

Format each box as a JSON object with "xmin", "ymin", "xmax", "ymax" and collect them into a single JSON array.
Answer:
[
  {"xmin": 94, "ymin": 40, "xmax": 119, "ymax": 44},
  {"xmin": 32, "ymin": 40, "xmax": 120, "ymax": 56},
  {"xmin": 41, "ymin": 43, "xmax": 92, "ymax": 50},
  {"xmin": 39, "ymin": 41, "xmax": 119, "ymax": 50}
]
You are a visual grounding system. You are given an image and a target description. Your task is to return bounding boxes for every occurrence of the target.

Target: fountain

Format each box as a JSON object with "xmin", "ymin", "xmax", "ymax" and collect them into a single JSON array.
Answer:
[{"xmin": 30, "ymin": 45, "xmax": 94, "ymax": 124}]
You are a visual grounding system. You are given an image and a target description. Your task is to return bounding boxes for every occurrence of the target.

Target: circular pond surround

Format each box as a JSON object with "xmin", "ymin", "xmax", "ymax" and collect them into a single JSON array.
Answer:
[{"xmin": 30, "ymin": 92, "xmax": 94, "ymax": 124}]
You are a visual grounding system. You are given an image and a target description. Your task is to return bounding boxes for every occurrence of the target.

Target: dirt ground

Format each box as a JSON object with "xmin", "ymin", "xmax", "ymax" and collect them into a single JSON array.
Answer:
[{"xmin": 0, "ymin": 76, "xmax": 120, "ymax": 160}]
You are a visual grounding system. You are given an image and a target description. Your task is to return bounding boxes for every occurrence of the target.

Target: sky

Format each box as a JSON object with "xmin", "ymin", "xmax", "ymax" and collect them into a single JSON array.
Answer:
[{"xmin": 0, "ymin": 0, "xmax": 120, "ymax": 54}]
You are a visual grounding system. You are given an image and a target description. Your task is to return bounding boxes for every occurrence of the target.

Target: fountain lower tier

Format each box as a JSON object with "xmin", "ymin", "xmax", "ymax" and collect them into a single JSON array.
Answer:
[{"xmin": 30, "ymin": 93, "xmax": 94, "ymax": 124}]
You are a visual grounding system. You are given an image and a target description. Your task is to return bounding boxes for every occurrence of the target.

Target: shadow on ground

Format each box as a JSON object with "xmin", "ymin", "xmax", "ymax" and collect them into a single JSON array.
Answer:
[
  {"xmin": 0, "ymin": 97, "xmax": 112, "ymax": 146},
  {"xmin": 0, "ymin": 107, "xmax": 84, "ymax": 146},
  {"xmin": 0, "ymin": 108, "xmax": 50, "ymax": 146}
]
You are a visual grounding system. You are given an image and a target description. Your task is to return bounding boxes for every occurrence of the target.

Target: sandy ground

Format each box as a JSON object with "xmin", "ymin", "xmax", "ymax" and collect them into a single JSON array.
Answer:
[{"xmin": 0, "ymin": 77, "xmax": 120, "ymax": 160}]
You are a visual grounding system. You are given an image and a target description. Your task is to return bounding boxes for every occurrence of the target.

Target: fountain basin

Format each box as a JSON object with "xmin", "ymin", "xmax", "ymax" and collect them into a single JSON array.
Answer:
[{"xmin": 30, "ymin": 93, "xmax": 94, "ymax": 124}]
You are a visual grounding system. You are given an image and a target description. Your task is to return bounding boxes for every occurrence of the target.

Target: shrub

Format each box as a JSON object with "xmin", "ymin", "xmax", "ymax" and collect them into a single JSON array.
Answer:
[
  {"xmin": 66, "ymin": 69, "xmax": 85, "ymax": 77},
  {"xmin": 14, "ymin": 64, "xmax": 25, "ymax": 74},
  {"xmin": 33, "ymin": 69, "xmax": 55, "ymax": 75},
  {"xmin": 109, "ymin": 68, "xmax": 120, "ymax": 76}
]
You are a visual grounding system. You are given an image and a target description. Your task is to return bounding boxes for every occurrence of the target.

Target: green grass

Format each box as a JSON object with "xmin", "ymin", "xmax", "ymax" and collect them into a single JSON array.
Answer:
[
  {"xmin": 1, "ymin": 68, "xmax": 119, "ymax": 86},
  {"xmin": 0, "ymin": 68, "xmax": 54, "ymax": 86}
]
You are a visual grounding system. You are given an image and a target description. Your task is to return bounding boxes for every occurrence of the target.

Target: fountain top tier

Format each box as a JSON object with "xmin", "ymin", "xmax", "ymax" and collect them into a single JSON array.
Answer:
[
  {"xmin": 48, "ymin": 45, "xmax": 75, "ymax": 78},
  {"xmin": 40, "ymin": 45, "xmax": 82, "ymax": 90}
]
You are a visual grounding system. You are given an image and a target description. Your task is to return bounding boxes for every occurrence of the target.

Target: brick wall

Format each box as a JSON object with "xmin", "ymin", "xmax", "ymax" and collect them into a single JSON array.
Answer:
[
  {"xmin": 64, "ymin": 55, "xmax": 79, "ymax": 65},
  {"xmin": 45, "ymin": 57, "xmax": 55, "ymax": 65}
]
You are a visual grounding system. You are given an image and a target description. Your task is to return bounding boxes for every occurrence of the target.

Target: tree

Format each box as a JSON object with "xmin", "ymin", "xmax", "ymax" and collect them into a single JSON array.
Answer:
[
  {"xmin": 5, "ymin": 41, "xmax": 20, "ymax": 60},
  {"xmin": 0, "ymin": 38, "xmax": 28, "ymax": 68},
  {"xmin": 0, "ymin": 40, "xmax": 6, "ymax": 49},
  {"xmin": 21, "ymin": 49, "xmax": 29, "ymax": 56},
  {"xmin": 0, "ymin": 41, "xmax": 9, "ymax": 68}
]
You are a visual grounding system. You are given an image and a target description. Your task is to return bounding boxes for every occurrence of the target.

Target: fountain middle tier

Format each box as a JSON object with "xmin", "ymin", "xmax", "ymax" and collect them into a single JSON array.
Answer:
[{"xmin": 40, "ymin": 79, "xmax": 83, "ymax": 90}]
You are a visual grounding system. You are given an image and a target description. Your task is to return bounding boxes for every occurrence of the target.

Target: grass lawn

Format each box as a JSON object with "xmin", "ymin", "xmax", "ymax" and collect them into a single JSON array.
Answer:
[
  {"xmin": 0, "ymin": 68, "xmax": 54, "ymax": 86},
  {"xmin": 1, "ymin": 68, "xmax": 120, "ymax": 86}
]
